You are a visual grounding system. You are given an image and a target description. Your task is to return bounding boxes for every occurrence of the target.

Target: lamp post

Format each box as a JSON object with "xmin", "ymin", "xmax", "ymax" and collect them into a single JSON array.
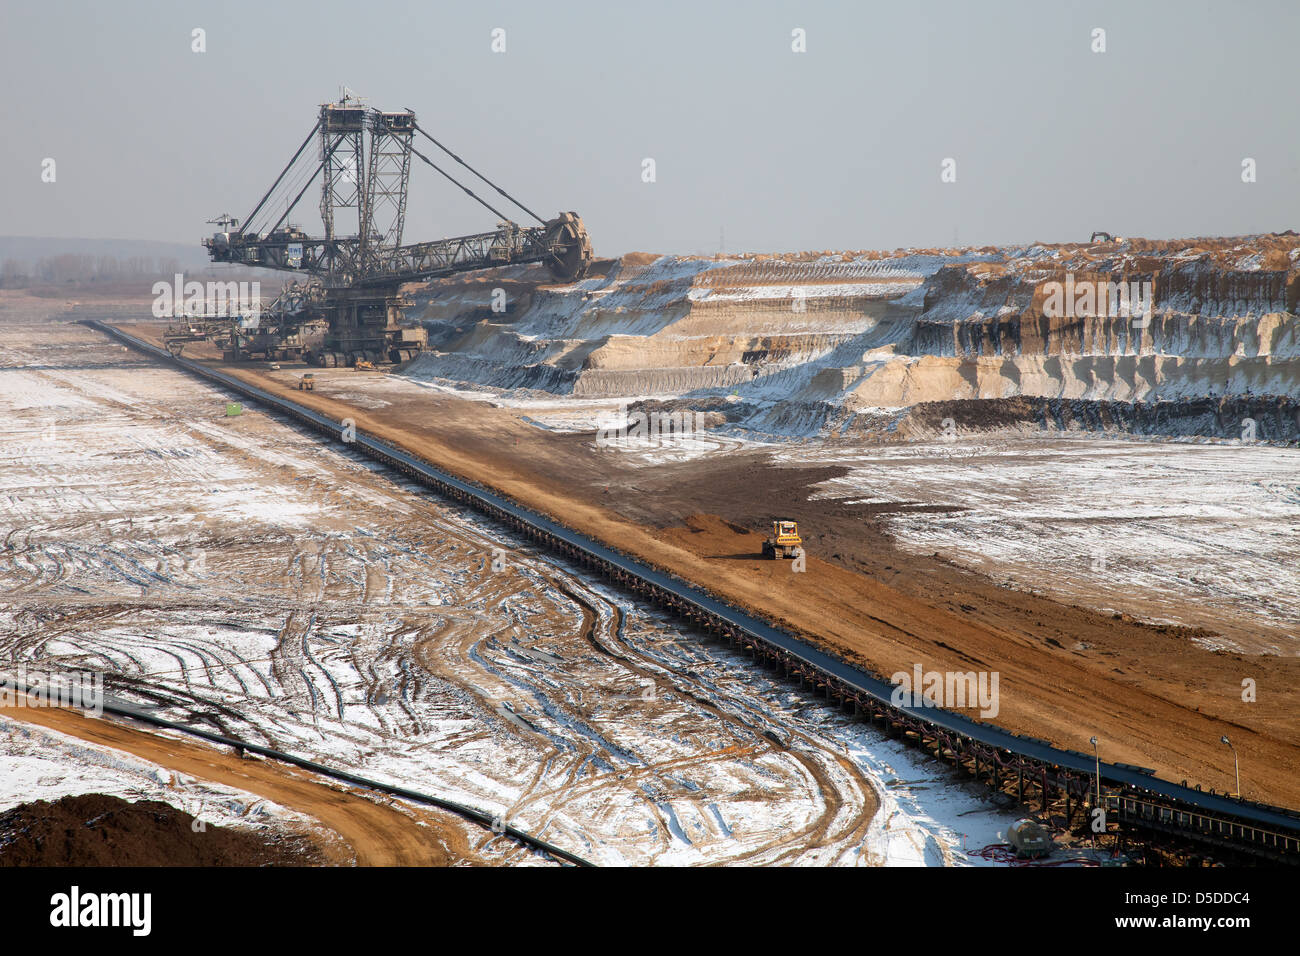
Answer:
[
  {"xmin": 1090, "ymin": 736, "xmax": 1102, "ymax": 849},
  {"xmin": 1221, "ymin": 735, "xmax": 1240, "ymax": 799},
  {"xmin": 1090, "ymin": 736, "xmax": 1101, "ymax": 808}
]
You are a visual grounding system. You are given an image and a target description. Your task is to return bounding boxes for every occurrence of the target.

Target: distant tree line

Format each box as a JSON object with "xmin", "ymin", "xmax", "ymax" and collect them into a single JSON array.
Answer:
[{"xmin": 0, "ymin": 254, "xmax": 185, "ymax": 288}]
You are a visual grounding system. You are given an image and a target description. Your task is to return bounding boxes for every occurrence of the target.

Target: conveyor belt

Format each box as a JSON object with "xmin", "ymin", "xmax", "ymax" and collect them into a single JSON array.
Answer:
[
  {"xmin": 0, "ymin": 676, "xmax": 591, "ymax": 866},
  {"xmin": 85, "ymin": 320, "xmax": 1300, "ymax": 858}
]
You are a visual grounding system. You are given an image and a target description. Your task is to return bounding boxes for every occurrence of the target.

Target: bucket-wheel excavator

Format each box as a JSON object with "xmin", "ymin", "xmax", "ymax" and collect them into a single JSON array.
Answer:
[{"xmin": 167, "ymin": 93, "xmax": 592, "ymax": 366}]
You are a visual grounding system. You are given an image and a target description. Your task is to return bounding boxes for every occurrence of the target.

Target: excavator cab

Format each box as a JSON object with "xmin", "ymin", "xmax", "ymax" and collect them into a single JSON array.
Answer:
[{"xmin": 762, "ymin": 519, "xmax": 803, "ymax": 559}]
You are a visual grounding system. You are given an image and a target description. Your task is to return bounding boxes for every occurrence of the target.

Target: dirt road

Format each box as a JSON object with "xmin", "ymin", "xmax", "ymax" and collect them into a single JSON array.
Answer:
[
  {"xmin": 118, "ymin": 324, "xmax": 1300, "ymax": 811},
  {"xmin": 5, "ymin": 321, "xmax": 899, "ymax": 865},
  {"xmin": 0, "ymin": 704, "xmax": 474, "ymax": 866}
]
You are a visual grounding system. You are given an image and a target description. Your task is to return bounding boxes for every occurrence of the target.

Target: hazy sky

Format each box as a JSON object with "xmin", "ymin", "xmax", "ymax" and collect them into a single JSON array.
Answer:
[{"xmin": 3, "ymin": 0, "xmax": 1297, "ymax": 256}]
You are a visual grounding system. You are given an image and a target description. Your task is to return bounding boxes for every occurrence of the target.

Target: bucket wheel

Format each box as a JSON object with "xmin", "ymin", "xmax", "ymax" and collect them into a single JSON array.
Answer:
[{"xmin": 542, "ymin": 212, "xmax": 593, "ymax": 282}]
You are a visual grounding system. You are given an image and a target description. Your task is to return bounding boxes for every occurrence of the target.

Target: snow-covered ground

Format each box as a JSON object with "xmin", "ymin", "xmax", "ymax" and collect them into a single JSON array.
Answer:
[
  {"xmin": 795, "ymin": 435, "xmax": 1300, "ymax": 650},
  {"xmin": 0, "ymin": 322, "xmax": 1027, "ymax": 866},
  {"xmin": 0, "ymin": 714, "xmax": 311, "ymax": 832},
  {"xmin": 687, "ymin": 281, "xmax": 919, "ymax": 303},
  {"xmin": 265, "ymin": 343, "xmax": 1300, "ymax": 648},
  {"xmin": 406, "ymin": 236, "xmax": 1300, "ymax": 433}
]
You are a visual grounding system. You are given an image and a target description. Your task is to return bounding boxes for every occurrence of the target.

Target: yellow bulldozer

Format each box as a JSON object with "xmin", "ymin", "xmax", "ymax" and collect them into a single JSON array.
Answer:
[{"xmin": 762, "ymin": 519, "xmax": 803, "ymax": 560}]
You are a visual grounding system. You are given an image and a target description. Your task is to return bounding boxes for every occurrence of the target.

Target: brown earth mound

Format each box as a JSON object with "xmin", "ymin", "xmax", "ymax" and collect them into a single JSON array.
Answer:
[{"xmin": 0, "ymin": 793, "xmax": 323, "ymax": 867}]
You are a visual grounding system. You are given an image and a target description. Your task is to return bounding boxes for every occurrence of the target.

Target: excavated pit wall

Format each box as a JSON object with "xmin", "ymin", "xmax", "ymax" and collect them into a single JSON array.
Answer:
[
  {"xmin": 401, "ymin": 243, "xmax": 1300, "ymax": 441},
  {"xmin": 838, "ymin": 265, "xmax": 1300, "ymax": 415},
  {"xmin": 890, "ymin": 394, "xmax": 1300, "ymax": 444},
  {"xmin": 408, "ymin": 273, "xmax": 887, "ymax": 398}
]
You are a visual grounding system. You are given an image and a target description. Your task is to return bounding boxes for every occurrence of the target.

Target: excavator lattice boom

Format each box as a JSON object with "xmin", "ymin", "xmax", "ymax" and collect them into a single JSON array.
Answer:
[{"xmin": 169, "ymin": 94, "xmax": 592, "ymax": 366}]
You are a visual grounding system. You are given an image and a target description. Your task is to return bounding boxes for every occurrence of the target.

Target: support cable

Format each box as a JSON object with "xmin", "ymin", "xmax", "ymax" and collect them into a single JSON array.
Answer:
[
  {"xmin": 413, "ymin": 123, "xmax": 546, "ymax": 225},
  {"xmin": 264, "ymin": 134, "xmax": 343, "ymax": 237},
  {"xmin": 239, "ymin": 120, "xmax": 321, "ymax": 235},
  {"xmin": 249, "ymin": 151, "xmax": 319, "ymax": 235},
  {"xmin": 409, "ymin": 143, "xmax": 513, "ymax": 223}
]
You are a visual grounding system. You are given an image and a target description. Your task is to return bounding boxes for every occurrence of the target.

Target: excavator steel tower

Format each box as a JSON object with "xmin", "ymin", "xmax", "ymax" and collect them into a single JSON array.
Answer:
[{"xmin": 175, "ymin": 93, "xmax": 592, "ymax": 366}]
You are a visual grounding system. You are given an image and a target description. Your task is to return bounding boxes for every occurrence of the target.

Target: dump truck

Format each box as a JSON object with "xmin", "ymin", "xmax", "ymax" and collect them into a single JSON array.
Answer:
[
  {"xmin": 762, "ymin": 519, "xmax": 803, "ymax": 559},
  {"xmin": 298, "ymin": 373, "xmax": 315, "ymax": 391}
]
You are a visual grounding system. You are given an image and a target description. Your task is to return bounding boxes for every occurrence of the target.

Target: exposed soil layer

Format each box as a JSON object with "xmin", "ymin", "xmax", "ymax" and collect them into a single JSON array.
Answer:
[
  {"xmin": 1, "ymin": 322, "xmax": 898, "ymax": 866},
  {"xmin": 0, "ymin": 792, "xmax": 322, "ymax": 867},
  {"xmin": 893, "ymin": 394, "xmax": 1300, "ymax": 443},
  {"xmin": 116, "ymin": 322, "xmax": 1300, "ymax": 811},
  {"xmin": 400, "ymin": 236, "xmax": 1300, "ymax": 436},
  {"xmin": 1, "ymin": 705, "xmax": 473, "ymax": 866}
]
